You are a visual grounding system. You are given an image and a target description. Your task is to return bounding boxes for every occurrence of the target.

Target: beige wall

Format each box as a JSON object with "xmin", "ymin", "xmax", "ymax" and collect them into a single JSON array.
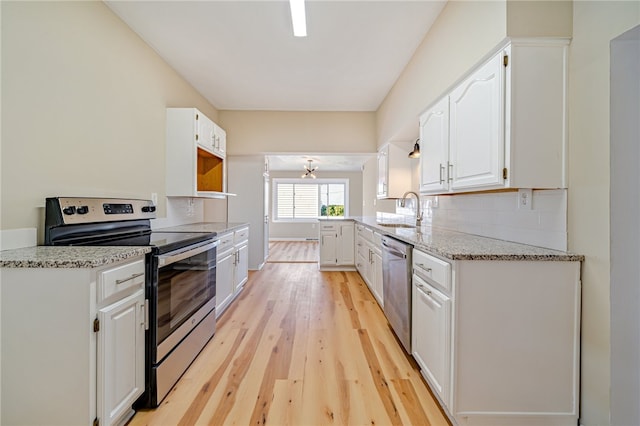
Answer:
[
  {"xmin": 568, "ymin": 2, "xmax": 640, "ymax": 424},
  {"xmin": 269, "ymin": 170, "xmax": 363, "ymax": 240},
  {"xmin": 0, "ymin": 1, "xmax": 219, "ymax": 231},
  {"xmin": 376, "ymin": 0, "xmax": 507, "ymax": 147},
  {"xmin": 218, "ymin": 110, "xmax": 376, "ymax": 155}
]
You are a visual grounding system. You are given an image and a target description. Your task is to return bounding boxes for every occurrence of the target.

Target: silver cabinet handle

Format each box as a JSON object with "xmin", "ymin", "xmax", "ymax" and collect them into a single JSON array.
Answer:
[
  {"xmin": 115, "ymin": 272, "xmax": 144, "ymax": 285},
  {"xmin": 141, "ymin": 299, "xmax": 149, "ymax": 330},
  {"xmin": 439, "ymin": 164, "xmax": 445, "ymax": 184},
  {"xmin": 416, "ymin": 263, "xmax": 432, "ymax": 272},
  {"xmin": 448, "ymin": 162, "xmax": 454, "ymax": 182}
]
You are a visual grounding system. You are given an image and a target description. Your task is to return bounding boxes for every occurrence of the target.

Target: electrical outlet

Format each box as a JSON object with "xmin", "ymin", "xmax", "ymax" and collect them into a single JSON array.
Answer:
[
  {"xmin": 151, "ymin": 192, "xmax": 158, "ymax": 205},
  {"xmin": 518, "ymin": 189, "xmax": 533, "ymax": 210}
]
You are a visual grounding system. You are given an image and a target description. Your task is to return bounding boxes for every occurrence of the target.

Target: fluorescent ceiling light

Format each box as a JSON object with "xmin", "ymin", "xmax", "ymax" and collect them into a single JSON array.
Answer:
[{"xmin": 289, "ymin": 0, "xmax": 307, "ymax": 37}]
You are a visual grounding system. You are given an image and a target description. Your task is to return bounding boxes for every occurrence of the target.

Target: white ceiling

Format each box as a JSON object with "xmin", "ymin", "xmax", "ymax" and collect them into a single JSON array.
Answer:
[
  {"xmin": 105, "ymin": 0, "xmax": 444, "ymax": 171},
  {"xmin": 105, "ymin": 0, "xmax": 446, "ymax": 112}
]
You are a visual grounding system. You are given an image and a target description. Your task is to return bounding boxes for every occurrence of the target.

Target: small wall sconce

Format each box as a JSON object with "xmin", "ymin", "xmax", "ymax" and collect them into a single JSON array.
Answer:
[{"xmin": 408, "ymin": 138, "xmax": 420, "ymax": 158}]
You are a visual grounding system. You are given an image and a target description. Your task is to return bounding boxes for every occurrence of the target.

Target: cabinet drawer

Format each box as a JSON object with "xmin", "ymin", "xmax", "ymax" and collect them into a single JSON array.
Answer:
[
  {"xmin": 413, "ymin": 249, "xmax": 451, "ymax": 293},
  {"xmin": 320, "ymin": 223, "xmax": 337, "ymax": 232},
  {"xmin": 217, "ymin": 232, "xmax": 234, "ymax": 254},
  {"xmin": 234, "ymin": 227, "xmax": 249, "ymax": 244},
  {"xmin": 98, "ymin": 258, "xmax": 145, "ymax": 303},
  {"xmin": 358, "ymin": 227, "xmax": 374, "ymax": 243}
]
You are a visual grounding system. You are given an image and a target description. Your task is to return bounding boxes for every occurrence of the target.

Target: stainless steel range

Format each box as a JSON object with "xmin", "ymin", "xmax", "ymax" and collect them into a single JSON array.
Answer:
[{"xmin": 44, "ymin": 197, "xmax": 218, "ymax": 407}]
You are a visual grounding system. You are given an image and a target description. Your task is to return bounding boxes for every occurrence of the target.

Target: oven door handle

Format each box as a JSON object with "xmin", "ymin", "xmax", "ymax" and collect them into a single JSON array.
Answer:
[{"xmin": 157, "ymin": 240, "xmax": 219, "ymax": 266}]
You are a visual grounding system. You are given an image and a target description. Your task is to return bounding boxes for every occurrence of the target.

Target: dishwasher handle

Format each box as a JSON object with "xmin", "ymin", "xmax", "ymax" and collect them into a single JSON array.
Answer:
[{"xmin": 382, "ymin": 241, "xmax": 407, "ymax": 259}]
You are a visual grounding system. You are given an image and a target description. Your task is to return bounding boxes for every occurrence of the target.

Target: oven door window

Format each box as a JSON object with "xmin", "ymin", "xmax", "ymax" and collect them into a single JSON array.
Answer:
[{"xmin": 157, "ymin": 250, "xmax": 216, "ymax": 345}]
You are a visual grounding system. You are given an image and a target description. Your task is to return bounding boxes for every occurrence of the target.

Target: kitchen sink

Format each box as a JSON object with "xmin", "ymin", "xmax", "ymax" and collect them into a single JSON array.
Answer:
[{"xmin": 376, "ymin": 222, "xmax": 416, "ymax": 229}]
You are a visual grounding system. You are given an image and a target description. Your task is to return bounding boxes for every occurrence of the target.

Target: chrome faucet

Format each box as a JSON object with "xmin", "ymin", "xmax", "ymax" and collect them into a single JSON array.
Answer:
[{"xmin": 401, "ymin": 191, "xmax": 423, "ymax": 227}]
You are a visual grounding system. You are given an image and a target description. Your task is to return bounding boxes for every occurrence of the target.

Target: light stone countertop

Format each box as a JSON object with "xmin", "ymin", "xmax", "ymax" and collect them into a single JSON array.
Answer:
[
  {"xmin": 321, "ymin": 217, "xmax": 584, "ymax": 262},
  {"xmin": 0, "ymin": 246, "xmax": 152, "ymax": 268},
  {"xmin": 0, "ymin": 222, "xmax": 248, "ymax": 269}
]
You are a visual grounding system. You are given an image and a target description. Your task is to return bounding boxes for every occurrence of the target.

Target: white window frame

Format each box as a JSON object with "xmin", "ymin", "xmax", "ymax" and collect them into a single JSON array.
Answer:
[{"xmin": 272, "ymin": 178, "xmax": 349, "ymax": 223}]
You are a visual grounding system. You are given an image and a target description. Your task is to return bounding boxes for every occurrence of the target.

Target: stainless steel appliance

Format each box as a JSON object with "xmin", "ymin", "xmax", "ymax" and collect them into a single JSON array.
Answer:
[
  {"xmin": 381, "ymin": 235, "xmax": 413, "ymax": 353},
  {"xmin": 44, "ymin": 197, "xmax": 218, "ymax": 407}
]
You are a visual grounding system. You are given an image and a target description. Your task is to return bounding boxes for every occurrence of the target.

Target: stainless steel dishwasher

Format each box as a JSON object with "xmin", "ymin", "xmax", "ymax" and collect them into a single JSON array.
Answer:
[{"xmin": 381, "ymin": 235, "xmax": 413, "ymax": 353}]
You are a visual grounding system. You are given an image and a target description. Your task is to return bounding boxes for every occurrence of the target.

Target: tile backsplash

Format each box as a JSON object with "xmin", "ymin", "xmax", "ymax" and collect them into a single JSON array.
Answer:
[{"xmin": 393, "ymin": 189, "xmax": 567, "ymax": 251}]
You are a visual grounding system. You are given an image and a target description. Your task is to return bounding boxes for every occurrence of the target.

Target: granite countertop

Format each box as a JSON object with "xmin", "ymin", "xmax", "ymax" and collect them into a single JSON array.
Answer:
[
  {"xmin": 352, "ymin": 217, "xmax": 584, "ymax": 262},
  {"xmin": 0, "ymin": 246, "xmax": 152, "ymax": 268},
  {"xmin": 0, "ymin": 222, "xmax": 248, "ymax": 269},
  {"xmin": 156, "ymin": 222, "xmax": 249, "ymax": 234}
]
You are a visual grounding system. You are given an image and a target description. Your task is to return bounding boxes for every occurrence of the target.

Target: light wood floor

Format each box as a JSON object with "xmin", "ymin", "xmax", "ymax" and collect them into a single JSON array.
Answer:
[
  {"xmin": 268, "ymin": 241, "xmax": 319, "ymax": 263},
  {"xmin": 130, "ymin": 260, "xmax": 449, "ymax": 425}
]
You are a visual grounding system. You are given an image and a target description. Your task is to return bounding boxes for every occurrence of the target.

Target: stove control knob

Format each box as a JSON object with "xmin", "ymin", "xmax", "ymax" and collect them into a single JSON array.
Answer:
[
  {"xmin": 76, "ymin": 206, "xmax": 89, "ymax": 215},
  {"xmin": 142, "ymin": 206, "xmax": 156, "ymax": 213},
  {"xmin": 62, "ymin": 206, "xmax": 76, "ymax": 215}
]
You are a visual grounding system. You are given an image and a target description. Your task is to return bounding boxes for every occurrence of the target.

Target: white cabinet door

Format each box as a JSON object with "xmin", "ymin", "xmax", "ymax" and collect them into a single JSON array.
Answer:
[
  {"xmin": 97, "ymin": 289, "xmax": 145, "ymax": 426},
  {"xmin": 376, "ymin": 143, "xmax": 413, "ymax": 199},
  {"xmin": 420, "ymin": 97, "xmax": 450, "ymax": 193},
  {"xmin": 372, "ymin": 251, "xmax": 383, "ymax": 307},
  {"xmin": 356, "ymin": 236, "xmax": 369, "ymax": 278},
  {"xmin": 337, "ymin": 223, "xmax": 355, "ymax": 265},
  {"xmin": 376, "ymin": 145, "xmax": 389, "ymax": 198},
  {"xmin": 234, "ymin": 243, "xmax": 249, "ymax": 291},
  {"xmin": 320, "ymin": 231, "xmax": 338, "ymax": 265},
  {"xmin": 196, "ymin": 111, "xmax": 215, "ymax": 153},
  {"xmin": 449, "ymin": 51, "xmax": 505, "ymax": 191},
  {"xmin": 213, "ymin": 123, "xmax": 226, "ymax": 158},
  {"xmin": 216, "ymin": 251, "xmax": 235, "ymax": 316},
  {"xmin": 412, "ymin": 275, "xmax": 451, "ymax": 406}
]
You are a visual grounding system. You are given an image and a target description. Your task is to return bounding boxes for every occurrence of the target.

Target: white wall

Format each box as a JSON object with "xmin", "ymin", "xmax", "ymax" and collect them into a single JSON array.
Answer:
[
  {"xmin": 609, "ymin": 22, "xmax": 640, "ymax": 426},
  {"xmin": 0, "ymin": 2, "xmax": 221, "ymax": 233},
  {"xmin": 568, "ymin": 4, "xmax": 640, "ymax": 424},
  {"xmin": 422, "ymin": 190, "xmax": 568, "ymax": 251}
]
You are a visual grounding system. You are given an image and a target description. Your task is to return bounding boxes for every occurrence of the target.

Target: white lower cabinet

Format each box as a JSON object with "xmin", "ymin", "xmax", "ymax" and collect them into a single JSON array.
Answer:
[
  {"xmin": 215, "ymin": 227, "xmax": 249, "ymax": 317},
  {"xmin": 234, "ymin": 239, "xmax": 249, "ymax": 292},
  {"xmin": 98, "ymin": 289, "xmax": 146, "ymax": 426},
  {"xmin": 412, "ymin": 274, "xmax": 451, "ymax": 406},
  {"xmin": 1, "ymin": 256, "xmax": 147, "ymax": 426},
  {"xmin": 318, "ymin": 220, "xmax": 355, "ymax": 270},
  {"xmin": 216, "ymin": 232, "xmax": 235, "ymax": 316},
  {"xmin": 411, "ymin": 248, "xmax": 581, "ymax": 426},
  {"xmin": 355, "ymin": 224, "xmax": 383, "ymax": 306}
]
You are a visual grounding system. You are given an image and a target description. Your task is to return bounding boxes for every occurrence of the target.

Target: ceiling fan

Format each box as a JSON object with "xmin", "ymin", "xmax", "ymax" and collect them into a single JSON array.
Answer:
[{"xmin": 302, "ymin": 160, "xmax": 318, "ymax": 179}]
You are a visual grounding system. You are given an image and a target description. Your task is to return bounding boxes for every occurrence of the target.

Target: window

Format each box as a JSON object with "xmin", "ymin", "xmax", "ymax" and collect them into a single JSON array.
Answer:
[{"xmin": 273, "ymin": 178, "xmax": 348, "ymax": 221}]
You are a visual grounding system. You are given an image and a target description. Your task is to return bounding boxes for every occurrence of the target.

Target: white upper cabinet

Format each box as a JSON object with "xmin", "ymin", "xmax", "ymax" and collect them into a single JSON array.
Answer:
[
  {"xmin": 419, "ymin": 97, "xmax": 450, "ymax": 193},
  {"xmin": 377, "ymin": 142, "xmax": 413, "ymax": 199},
  {"xmin": 419, "ymin": 39, "xmax": 569, "ymax": 194},
  {"xmin": 196, "ymin": 112, "xmax": 215, "ymax": 153},
  {"xmin": 449, "ymin": 51, "xmax": 504, "ymax": 190},
  {"xmin": 212, "ymin": 122, "xmax": 226, "ymax": 158},
  {"xmin": 166, "ymin": 108, "xmax": 229, "ymax": 197}
]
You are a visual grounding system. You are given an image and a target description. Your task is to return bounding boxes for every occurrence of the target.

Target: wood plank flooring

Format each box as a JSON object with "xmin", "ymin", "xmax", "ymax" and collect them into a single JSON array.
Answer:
[
  {"xmin": 129, "ymin": 257, "xmax": 449, "ymax": 425},
  {"xmin": 267, "ymin": 241, "xmax": 318, "ymax": 263}
]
